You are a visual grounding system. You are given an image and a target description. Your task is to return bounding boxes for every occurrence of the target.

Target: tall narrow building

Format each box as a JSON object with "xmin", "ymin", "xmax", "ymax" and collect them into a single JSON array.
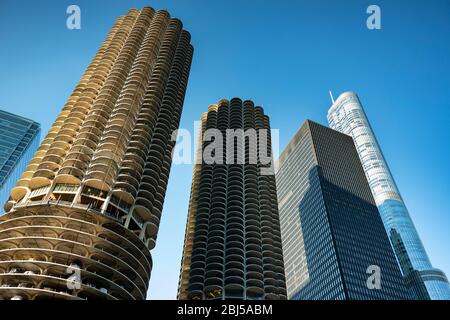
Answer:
[
  {"xmin": 276, "ymin": 120, "xmax": 410, "ymax": 300},
  {"xmin": 0, "ymin": 110, "xmax": 40, "ymax": 214},
  {"xmin": 0, "ymin": 7, "xmax": 193, "ymax": 300},
  {"xmin": 178, "ymin": 98, "xmax": 287, "ymax": 300},
  {"xmin": 327, "ymin": 92, "xmax": 450, "ymax": 300}
]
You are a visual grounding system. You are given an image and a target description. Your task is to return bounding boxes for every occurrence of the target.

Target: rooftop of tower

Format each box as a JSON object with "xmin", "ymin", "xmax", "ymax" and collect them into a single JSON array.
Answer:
[{"xmin": 327, "ymin": 91, "xmax": 359, "ymax": 115}]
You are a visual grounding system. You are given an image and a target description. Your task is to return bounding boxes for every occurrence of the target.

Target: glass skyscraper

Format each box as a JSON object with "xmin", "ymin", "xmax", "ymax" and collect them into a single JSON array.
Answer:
[
  {"xmin": 276, "ymin": 120, "xmax": 409, "ymax": 300},
  {"xmin": 0, "ymin": 110, "xmax": 40, "ymax": 214},
  {"xmin": 328, "ymin": 91, "xmax": 450, "ymax": 300}
]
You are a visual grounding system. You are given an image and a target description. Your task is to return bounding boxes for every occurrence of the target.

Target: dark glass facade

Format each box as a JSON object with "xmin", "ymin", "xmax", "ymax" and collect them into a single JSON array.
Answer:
[
  {"xmin": 276, "ymin": 120, "xmax": 410, "ymax": 300},
  {"xmin": 178, "ymin": 98, "xmax": 287, "ymax": 300}
]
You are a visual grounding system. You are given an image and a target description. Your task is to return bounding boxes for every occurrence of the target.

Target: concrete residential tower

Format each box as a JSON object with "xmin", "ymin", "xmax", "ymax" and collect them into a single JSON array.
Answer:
[
  {"xmin": 0, "ymin": 7, "xmax": 193, "ymax": 300},
  {"xmin": 276, "ymin": 120, "xmax": 410, "ymax": 300},
  {"xmin": 327, "ymin": 92, "xmax": 450, "ymax": 300},
  {"xmin": 178, "ymin": 98, "xmax": 287, "ymax": 300}
]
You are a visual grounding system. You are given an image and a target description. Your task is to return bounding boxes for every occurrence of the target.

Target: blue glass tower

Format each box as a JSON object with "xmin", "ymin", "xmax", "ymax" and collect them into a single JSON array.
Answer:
[
  {"xmin": 328, "ymin": 92, "xmax": 450, "ymax": 300},
  {"xmin": 276, "ymin": 120, "xmax": 410, "ymax": 300},
  {"xmin": 0, "ymin": 110, "xmax": 40, "ymax": 213}
]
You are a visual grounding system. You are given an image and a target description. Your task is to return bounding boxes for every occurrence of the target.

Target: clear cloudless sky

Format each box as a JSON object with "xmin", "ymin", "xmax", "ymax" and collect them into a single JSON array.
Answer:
[{"xmin": 0, "ymin": 0, "xmax": 449, "ymax": 299}]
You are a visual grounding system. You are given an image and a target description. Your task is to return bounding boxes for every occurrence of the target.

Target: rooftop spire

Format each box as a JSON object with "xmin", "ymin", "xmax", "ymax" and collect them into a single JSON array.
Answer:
[{"xmin": 329, "ymin": 90, "xmax": 335, "ymax": 104}]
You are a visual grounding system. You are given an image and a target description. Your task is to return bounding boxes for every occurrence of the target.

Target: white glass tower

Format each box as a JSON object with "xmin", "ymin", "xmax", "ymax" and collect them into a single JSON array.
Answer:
[{"xmin": 327, "ymin": 91, "xmax": 450, "ymax": 300}]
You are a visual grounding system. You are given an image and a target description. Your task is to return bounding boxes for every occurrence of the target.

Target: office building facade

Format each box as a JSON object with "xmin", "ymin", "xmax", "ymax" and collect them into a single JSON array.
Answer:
[
  {"xmin": 0, "ymin": 7, "xmax": 193, "ymax": 300},
  {"xmin": 178, "ymin": 98, "xmax": 287, "ymax": 300},
  {"xmin": 0, "ymin": 110, "xmax": 40, "ymax": 214},
  {"xmin": 276, "ymin": 120, "xmax": 409, "ymax": 300},
  {"xmin": 328, "ymin": 92, "xmax": 450, "ymax": 300}
]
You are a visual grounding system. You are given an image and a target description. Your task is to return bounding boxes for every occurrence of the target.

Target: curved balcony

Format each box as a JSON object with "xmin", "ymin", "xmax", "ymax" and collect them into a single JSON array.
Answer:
[
  {"xmin": 9, "ymin": 186, "xmax": 29, "ymax": 202},
  {"xmin": 28, "ymin": 176, "xmax": 52, "ymax": 190}
]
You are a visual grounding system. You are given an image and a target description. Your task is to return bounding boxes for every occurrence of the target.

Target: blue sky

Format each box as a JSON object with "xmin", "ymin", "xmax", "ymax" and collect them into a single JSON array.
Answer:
[{"xmin": 0, "ymin": 0, "xmax": 449, "ymax": 299}]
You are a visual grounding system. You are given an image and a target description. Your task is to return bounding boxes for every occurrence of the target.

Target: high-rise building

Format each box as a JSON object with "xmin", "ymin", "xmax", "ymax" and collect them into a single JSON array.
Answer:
[
  {"xmin": 178, "ymin": 98, "xmax": 287, "ymax": 300},
  {"xmin": 0, "ymin": 7, "xmax": 193, "ymax": 300},
  {"xmin": 276, "ymin": 120, "xmax": 410, "ymax": 300},
  {"xmin": 327, "ymin": 92, "xmax": 450, "ymax": 300},
  {"xmin": 0, "ymin": 110, "xmax": 40, "ymax": 214}
]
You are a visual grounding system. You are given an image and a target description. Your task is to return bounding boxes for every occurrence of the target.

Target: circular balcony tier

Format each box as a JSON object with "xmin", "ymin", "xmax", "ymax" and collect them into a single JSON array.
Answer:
[{"xmin": 0, "ymin": 203, "xmax": 152, "ymax": 300}]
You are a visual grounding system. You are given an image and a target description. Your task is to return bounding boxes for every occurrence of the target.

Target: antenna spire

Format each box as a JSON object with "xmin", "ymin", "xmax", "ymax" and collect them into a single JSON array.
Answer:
[{"xmin": 329, "ymin": 90, "xmax": 335, "ymax": 104}]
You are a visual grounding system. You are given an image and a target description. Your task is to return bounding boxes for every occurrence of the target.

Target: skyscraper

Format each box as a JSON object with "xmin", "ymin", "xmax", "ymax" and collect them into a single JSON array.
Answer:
[
  {"xmin": 0, "ymin": 7, "xmax": 193, "ymax": 300},
  {"xmin": 327, "ymin": 92, "xmax": 450, "ymax": 300},
  {"xmin": 276, "ymin": 120, "xmax": 409, "ymax": 300},
  {"xmin": 0, "ymin": 110, "xmax": 40, "ymax": 214},
  {"xmin": 178, "ymin": 98, "xmax": 287, "ymax": 300}
]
